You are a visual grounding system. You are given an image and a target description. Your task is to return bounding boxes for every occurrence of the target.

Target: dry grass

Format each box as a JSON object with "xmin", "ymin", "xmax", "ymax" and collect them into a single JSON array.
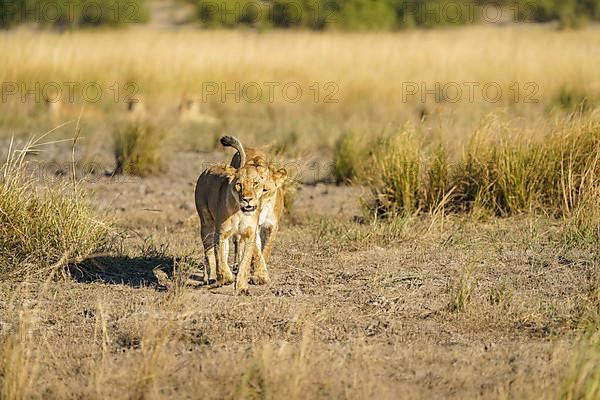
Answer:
[
  {"xmin": 449, "ymin": 266, "xmax": 475, "ymax": 312},
  {"xmin": 1, "ymin": 26, "xmax": 599, "ymax": 152},
  {"xmin": 0, "ymin": 209, "xmax": 597, "ymax": 399},
  {"xmin": 1, "ymin": 26, "xmax": 598, "ymax": 106},
  {"xmin": 0, "ymin": 136, "xmax": 596, "ymax": 397},
  {"xmin": 338, "ymin": 114, "xmax": 600, "ymax": 244},
  {"xmin": 0, "ymin": 24, "xmax": 599, "ymax": 399},
  {"xmin": 0, "ymin": 311, "xmax": 38, "ymax": 400},
  {"xmin": 560, "ymin": 337, "xmax": 600, "ymax": 400},
  {"xmin": 560, "ymin": 274, "xmax": 600, "ymax": 400},
  {"xmin": 361, "ymin": 129, "xmax": 423, "ymax": 217},
  {"xmin": 332, "ymin": 131, "xmax": 367, "ymax": 184},
  {"xmin": 113, "ymin": 120, "xmax": 166, "ymax": 176},
  {"xmin": 0, "ymin": 133, "xmax": 109, "ymax": 279}
]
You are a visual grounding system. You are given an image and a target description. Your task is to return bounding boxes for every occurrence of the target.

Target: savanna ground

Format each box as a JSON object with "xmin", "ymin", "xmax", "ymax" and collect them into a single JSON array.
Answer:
[{"xmin": 1, "ymin": 24, "xmax": 600, "ymax": 399}]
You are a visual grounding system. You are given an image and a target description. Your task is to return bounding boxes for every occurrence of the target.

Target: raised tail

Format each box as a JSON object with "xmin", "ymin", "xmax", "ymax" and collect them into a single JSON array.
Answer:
[{"xmin": 220, "ymin": 135, "xmax": 246, "ymax": 168}]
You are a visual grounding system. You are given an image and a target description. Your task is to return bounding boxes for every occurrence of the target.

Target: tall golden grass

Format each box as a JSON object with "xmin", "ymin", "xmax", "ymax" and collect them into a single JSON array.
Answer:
[
  {"xmin": 1, "ymin": 25, "xmax": 599, "ymax": 151},
  {"xmin": 0, "ymin": 26, "xmax": 598, "ymax": 104},
  {"xmin": 336, "ymin": 113, "xmax": 600, "ymax": 243}
]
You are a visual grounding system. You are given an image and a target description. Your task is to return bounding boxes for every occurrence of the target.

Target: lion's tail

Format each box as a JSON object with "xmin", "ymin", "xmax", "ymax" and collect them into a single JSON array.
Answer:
[{"xmin": 220, "ymin": 135, "xmax": 246, "ymax": 168}]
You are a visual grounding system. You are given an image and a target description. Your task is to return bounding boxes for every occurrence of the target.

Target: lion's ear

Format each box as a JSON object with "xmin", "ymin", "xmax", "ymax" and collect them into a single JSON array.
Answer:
[
  {"xmin": 251, "ymin": 156, "xmax": 267, "ymax": 167},
  {"xmin": 272, "ymin": 168, "xmax": 287, "ymax": 187}
]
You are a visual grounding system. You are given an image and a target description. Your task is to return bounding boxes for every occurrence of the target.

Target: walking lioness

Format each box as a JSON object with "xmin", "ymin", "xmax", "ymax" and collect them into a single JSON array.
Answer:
[
  {"xmin": 194, "ymin": 137, "xmax": 274, "ymax": 294},
  {"xmin": 220, "ymin": 137, "xmax": 287, "ymax": 266}
]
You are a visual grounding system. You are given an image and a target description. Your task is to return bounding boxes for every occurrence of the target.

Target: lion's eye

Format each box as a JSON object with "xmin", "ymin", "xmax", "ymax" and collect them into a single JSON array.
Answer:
[{"xmin": 263, "ymin": 188, "xmax": 268, "ymax": 193}]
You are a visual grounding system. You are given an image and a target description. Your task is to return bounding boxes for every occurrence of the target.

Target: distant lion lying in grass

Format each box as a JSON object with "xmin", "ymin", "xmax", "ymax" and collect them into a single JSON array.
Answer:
[{"xmin": 194, "ymin": 136, "xmax": 286, "ymax": 294}]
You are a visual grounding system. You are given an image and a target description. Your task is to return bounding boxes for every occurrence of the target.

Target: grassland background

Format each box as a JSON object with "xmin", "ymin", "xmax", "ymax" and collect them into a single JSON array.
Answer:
[
  {"xmin": 3, "ymin": 0, "xmax": 600, "ymax": 29},
  {"xmin": 0, "ymin": 23, "xmax": 599, "ymax": 399},
  {"xmin": 1, "ymin": 25, "xmax": 599, "ymax": 154}
]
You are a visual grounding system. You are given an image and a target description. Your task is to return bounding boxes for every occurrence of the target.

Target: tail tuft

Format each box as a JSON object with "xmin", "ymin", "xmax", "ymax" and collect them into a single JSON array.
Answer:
[
  {"xmin": 219, "ymin": 135, "xmax": 246, "ymax": 168},
  {"xmin": 220, "ymin": 135, "xmax": 237, "ymax": 147}
]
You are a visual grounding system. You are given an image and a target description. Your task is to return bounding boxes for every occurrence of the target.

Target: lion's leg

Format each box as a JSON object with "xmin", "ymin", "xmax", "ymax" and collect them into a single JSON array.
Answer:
[
  {"xmin": 234, "ymin": 234, "xmax": 246, "ymax": 274},
  {"xmin": 200, "ymin": 214, "xmax": 216, "ymax": 284},
  {"xmin": 232, "ymin": 234, "xmax": 240, "ymax": 272},
  {"xmin": 249, "ymin": 231, "xmax": 261, "ymax": 273},
  {"xmin": 261, "ymin": 223, "xmax": 278, "ymax": 262},
  {"xmin": 250, "ymin": 232, "xmax": 270, "ymax": 285},
  {"xmin": 223, "ymin": 237, "xmax": 230, "ymax": 268},
  {"xmin": 255, "ymin": 231, "xmax": 262, "ymax": 251},
  {"xmin": 215, "ymin": 231, "xmax": 235, "ymax": 286},
  {"xmin": 235, "ymin": 231, "xmax": 255, "ymax": 295}
]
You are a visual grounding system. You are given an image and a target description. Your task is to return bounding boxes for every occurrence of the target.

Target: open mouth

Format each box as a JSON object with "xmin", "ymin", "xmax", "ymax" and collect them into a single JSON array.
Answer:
[{"xmin": 241, "ymin": 205, "xmax": 257, "ymax": 213}]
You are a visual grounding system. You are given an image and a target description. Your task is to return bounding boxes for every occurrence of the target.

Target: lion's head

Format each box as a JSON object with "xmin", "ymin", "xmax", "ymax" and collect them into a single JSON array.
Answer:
[
  {"xmin": 263, "ymin": 167, "xmax": 287, "ymax": 199},
  {"xmin": 233, "ymin": 165, "xmax": 267, "ymax": 214},
  {"xmin": 245, "ymin": 156, "xmax": 287, "ymax": 202}
]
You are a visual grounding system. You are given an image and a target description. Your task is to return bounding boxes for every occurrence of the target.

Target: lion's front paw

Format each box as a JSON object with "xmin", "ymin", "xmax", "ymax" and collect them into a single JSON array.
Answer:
[
  {"xmin": 249, "ymin": 273, "xmax": 271, "ymax": 285},
  {"xmin": 235, "ymin": 285, "xmax": 250, "ymax": 296},
  {"xmin": 204, "ymin": 277, "xmax": 217, "ymax": 286},
  {"xmin": 218, "ymin": 271, "xmax": 235, "ymax": 286}
]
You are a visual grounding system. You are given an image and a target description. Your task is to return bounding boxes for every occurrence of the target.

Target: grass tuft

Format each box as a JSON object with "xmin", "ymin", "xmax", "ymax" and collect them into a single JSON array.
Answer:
[
  {"xmin": 551, "ymin": 86, "xmax": 594, "ymax": 113},
  {"xmin": 449, "ymin": 267, "xmax": 475, "ymax": 313},
  {"xmin": 559, "ymin": 335, "xmax": 600, "ymax": 400},
  {"xmin": 333, "ymin": 131, "xmax": 367, "ymax": 184},
  {"xmin": 342, "ymin": 116, "xmax": 600, "ymax": 227},
  {"xmin": 113, "ymin": 120, "xmax": 166, "ymax": 176},
  {"xmin": 0, "ymin": 135, "xmax": 109, "ymax": 279},
  {"xmin": 0, "ymin": 311, "xmax": 38, "ymax": 400},
  {"xmin": 361, "ymin": 129, "xmax": 422, "ymax": 218}
]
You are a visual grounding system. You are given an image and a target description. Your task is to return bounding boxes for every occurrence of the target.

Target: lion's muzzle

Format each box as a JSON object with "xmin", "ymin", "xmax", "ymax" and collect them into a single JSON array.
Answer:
[
  {"xmin": 240, "ymin": 197, "xmax": 257, "ymax": 213},
  {"xmin": 241, "ymin": 204, "xmax": 257, "ymax": 213}
]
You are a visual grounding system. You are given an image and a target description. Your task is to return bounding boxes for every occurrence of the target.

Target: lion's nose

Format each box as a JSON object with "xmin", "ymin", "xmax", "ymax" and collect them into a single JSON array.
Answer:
[{"xmin": 241, "ymin": 197, "xmax": 253, "ymax": 204}]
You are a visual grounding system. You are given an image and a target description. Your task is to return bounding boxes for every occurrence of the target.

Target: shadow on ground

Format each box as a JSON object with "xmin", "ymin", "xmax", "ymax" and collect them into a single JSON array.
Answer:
[{"xmin": 71, "ymin": 255, "xmax": 204, "ymax": 289}]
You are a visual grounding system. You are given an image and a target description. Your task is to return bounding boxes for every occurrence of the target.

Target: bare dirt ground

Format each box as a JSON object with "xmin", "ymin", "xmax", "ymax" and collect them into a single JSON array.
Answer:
[{"xmin": 1, "ymin": 147, "xmax": 597, "ymax": 399}]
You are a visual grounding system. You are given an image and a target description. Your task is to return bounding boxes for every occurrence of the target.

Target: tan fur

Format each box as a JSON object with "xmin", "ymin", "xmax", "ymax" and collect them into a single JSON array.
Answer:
[
  {"xmin": 194, "ymin": 153, "xmax": 271, "ymax": 295},
  {"xmin": 43, "ymin": 94, "xmax": 104, "ymax": 121},
  {"xmin": 44, "ymin": 94, "xmax": 62, "ymax": 115},
  {"xmin": 177, "ymin": 94, "xmax": 219, "ymax": 124},
  {"xmin": 227, "ymin": 145, "xmax": 287, "ymax": 282}
]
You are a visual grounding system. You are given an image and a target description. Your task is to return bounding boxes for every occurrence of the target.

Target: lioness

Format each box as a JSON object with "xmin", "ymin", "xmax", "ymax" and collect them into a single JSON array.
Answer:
[
  {"xmin": 178, "ymin": 94, "xmax": 219, "ymax": 124},
  {"xmin": 194, "ymin": 140, "xmax": 271, "ymax": 294},
  {"xmin": 220, "ymin": 137, "xmax": 287, "ymax": 268},
  {"xmin": 43, "ymin": 94, "xmax": 104, "ymax": 122},
  {"xmin": 125, "ymin": 95, "xmax": 145, "ymax": 116}
]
